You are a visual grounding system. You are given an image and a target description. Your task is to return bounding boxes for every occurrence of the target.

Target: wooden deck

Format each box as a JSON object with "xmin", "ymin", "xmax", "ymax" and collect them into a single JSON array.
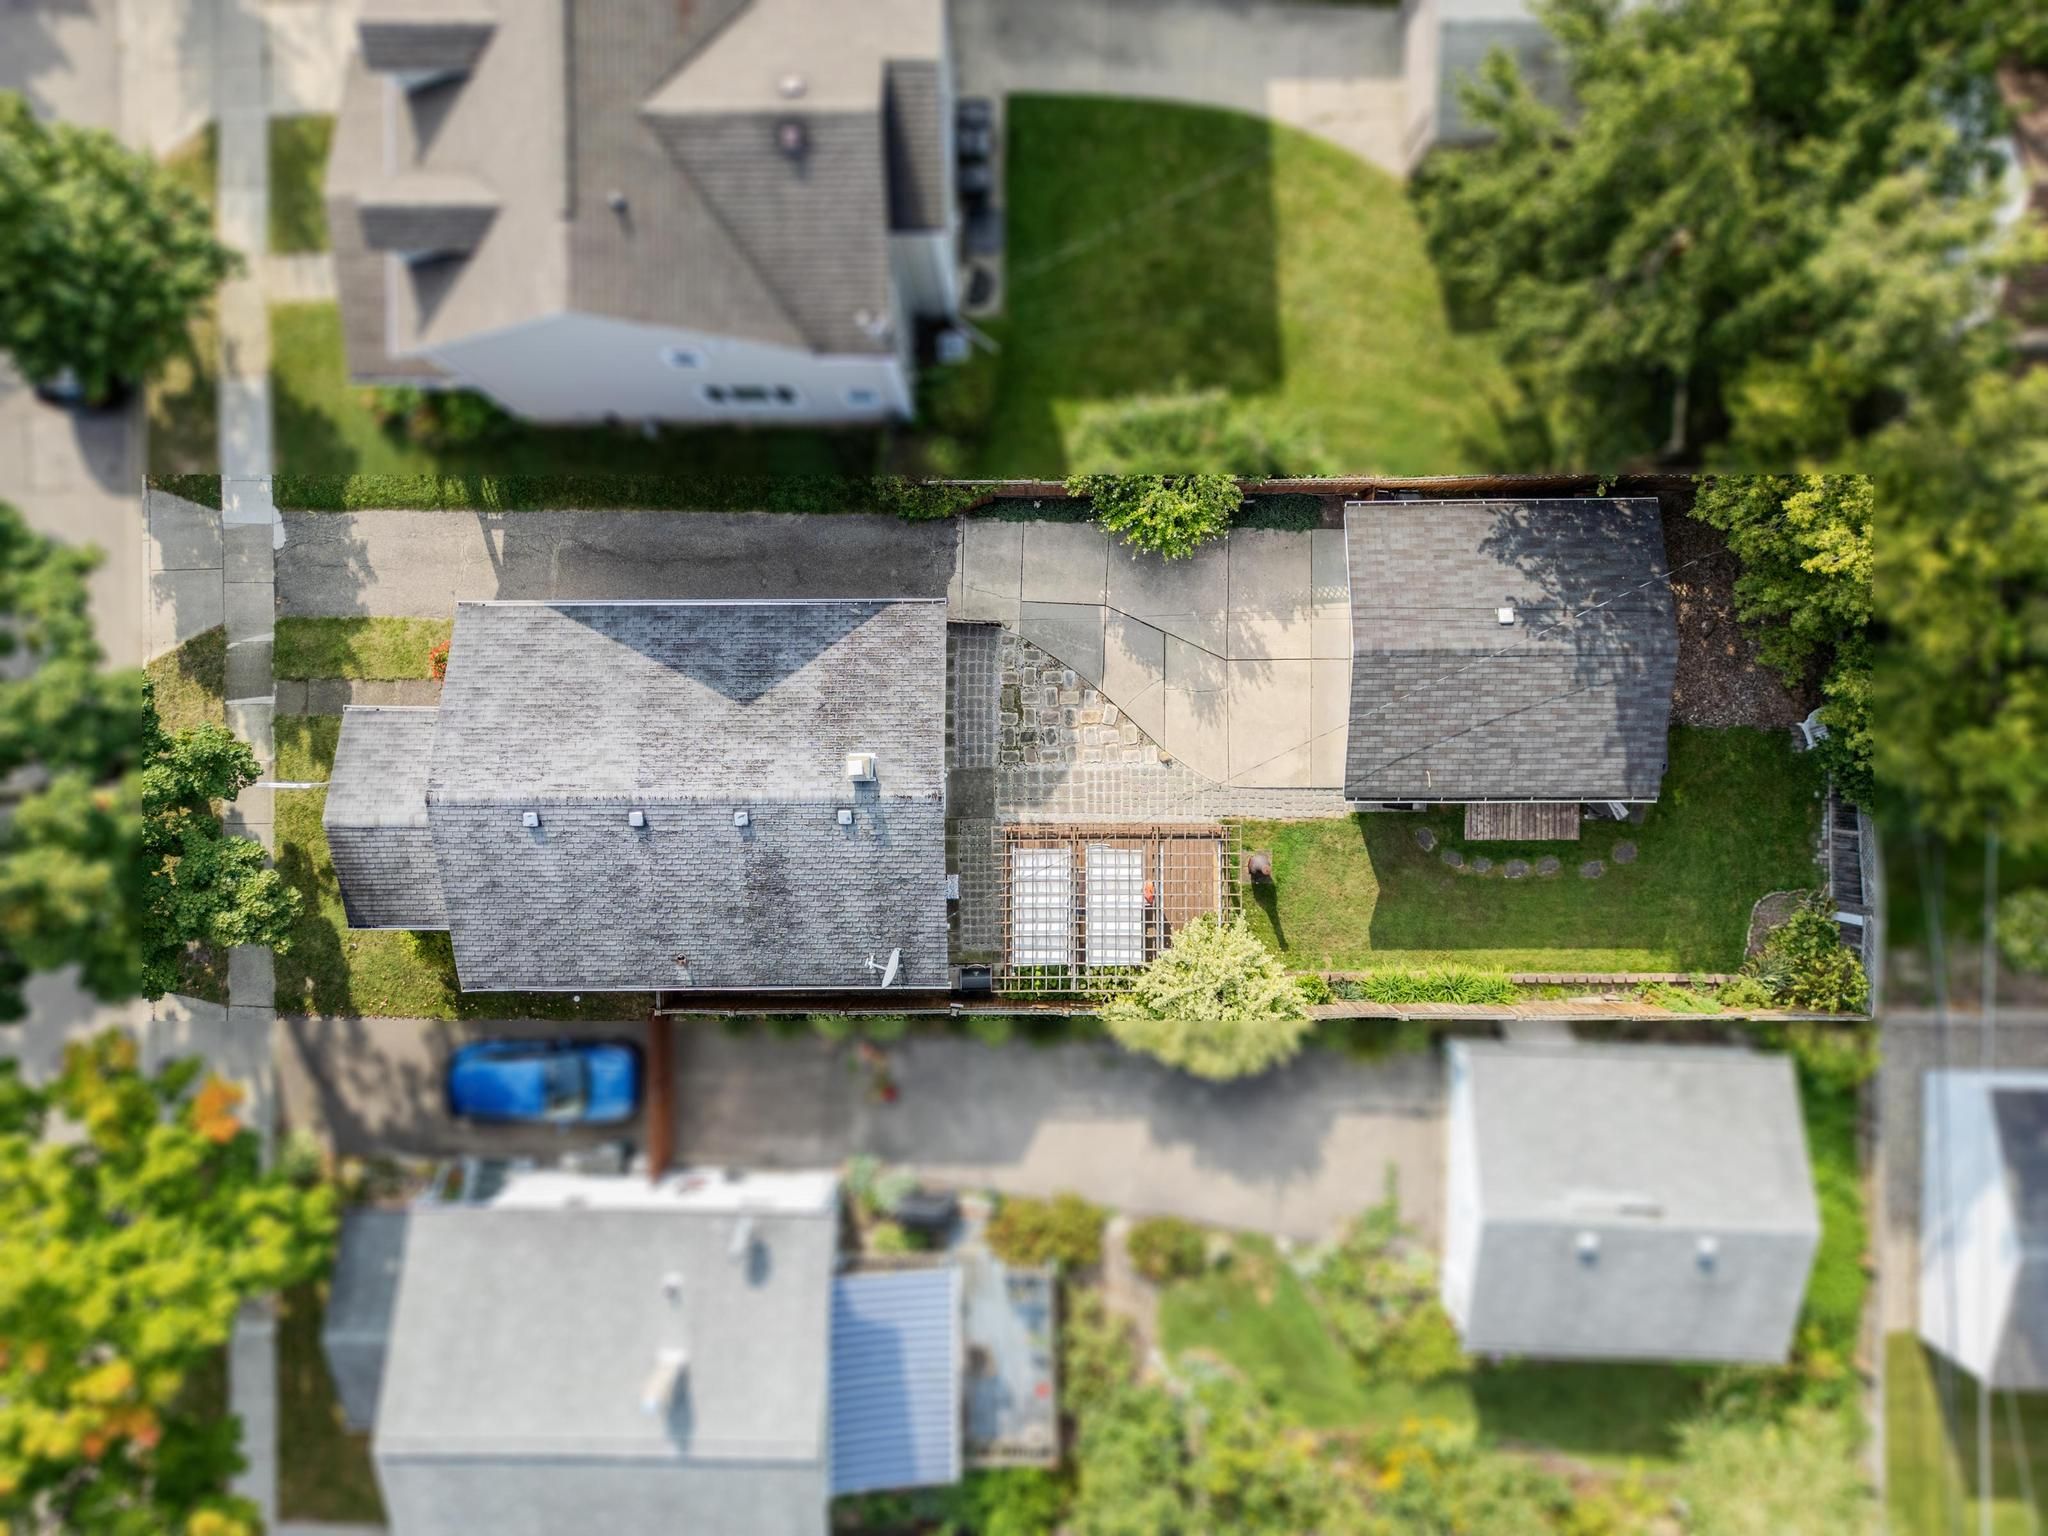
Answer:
[{"xmin": 1463, "ymin": 802, "xmax": 1582, "ymax": 841}]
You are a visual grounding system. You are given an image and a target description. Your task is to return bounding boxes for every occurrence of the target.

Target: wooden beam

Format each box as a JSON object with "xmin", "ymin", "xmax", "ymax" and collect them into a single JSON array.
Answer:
[{"xmin": 644, "ymin": 1011, "xmax": 675, "ymax": 1184}]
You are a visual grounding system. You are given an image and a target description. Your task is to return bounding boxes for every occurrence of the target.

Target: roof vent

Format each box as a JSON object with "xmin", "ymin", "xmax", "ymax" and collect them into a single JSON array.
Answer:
[
  {"xmin": 640, "ymin": 1348, "xmax": 689, "ymax": 1418},
  {"xmin": 777, "ymin": 118, "xmax": 808, "ymax": 159},
  {"xmin": 728, "ymin": 1215, "xmax": 756, "ymax": 1262},
  {"xmin": 1497, "ymin": 606, "xmax": 1516, "ymax": 626},
  {"xmin": 673, "ymin": 952, "xmax": 691, "ymax": 985},
  {"xmin": 629, "ymin": 809, "xmax": 647, "ymax": 829},
  {"xmin": 1575, "ymin": 1231, "xmax": 1600, "ymax": 1267},
  {"xmin": 521, "ymin": 810, "xmax": 541, "ymax": 829},
  {"xmin": 846, "ymin": 752, "xmax": 877, "ymax": 783},
  {"xmin": 1696, "ymin": 1236, "xmax": 1720, "ymax": 1273},
  {"xmin": 778, "ymin": 72, "xmax": 807, "ymax": 99},
  {"xmin": 732, "ymin": 808, "xmax": 750, "ymax": 829},
  {"xmin": 837, "ymin": 807, "xmax": 854, "ymax": 827}
]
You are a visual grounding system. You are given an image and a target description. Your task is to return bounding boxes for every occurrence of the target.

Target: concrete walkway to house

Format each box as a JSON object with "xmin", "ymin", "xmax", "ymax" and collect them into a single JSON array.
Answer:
[
  {"xmin": 959, "ymin": 521, "xmax": 1351, "ymax": 789},
  {"xmin": 953, "ymin": 0, "xmax": 1410, "ymax": 174}
]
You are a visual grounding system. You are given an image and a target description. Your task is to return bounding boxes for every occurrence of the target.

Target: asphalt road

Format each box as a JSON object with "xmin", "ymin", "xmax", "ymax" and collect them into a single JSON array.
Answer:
[{"xmin": 277, "ymin": 510, "xmax": 960, "ymax": 616}]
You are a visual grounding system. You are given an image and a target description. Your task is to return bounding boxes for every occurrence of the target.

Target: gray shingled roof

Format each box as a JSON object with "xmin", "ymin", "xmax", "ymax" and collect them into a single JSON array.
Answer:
[
  {"xmin": 1344, "ymin": 499, "xmax": 1678, "ymax": 803},
  {"xmin": 1447, "ymin": 1041, "xmax": 1818, "ymax": 1364},
  {"xmin": 321, "ymin": 1209, "xmax": 410, "ymax": 1432},
  {"xmin": 325, "ymin": 708, "xmax": 448, "ymax": 930},
  {"xmin": 325, "ymin": 601, "xmax": 950, "ymax": 993},
  {"xmin": 884, "ymin": 60, "xmax": 946, "ymax": 233},
  {"xmin": 376, "ymin": 1201, "xmax": 837, "ymax": 1536},
  {"xmin": 327, "ymin": 0, "xmax": 943, "ymax": 370},
  {"xmin": 357, "ymin": 12, "xmax": 496, "ymax": 75}
]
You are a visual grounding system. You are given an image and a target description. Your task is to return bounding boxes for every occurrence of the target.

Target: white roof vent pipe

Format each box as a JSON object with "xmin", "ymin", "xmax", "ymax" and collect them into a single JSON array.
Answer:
[
  {"xmin": 1575, "ymin": 1231, "xmax": 1600, "ymax": 1267},
  {"xmin": 640, "ymin": 1348, "xmax": 689, "ymax": 1418},
  {"xmin": 845, "ymin": 752, "xmax": 877, "ymax": 783}
]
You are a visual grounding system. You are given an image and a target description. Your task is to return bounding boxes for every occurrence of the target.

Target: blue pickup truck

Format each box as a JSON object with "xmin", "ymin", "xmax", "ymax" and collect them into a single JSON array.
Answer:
[{"xmin": 445, "ymin": 1038, "xmax": 641, "ymax": 1126}]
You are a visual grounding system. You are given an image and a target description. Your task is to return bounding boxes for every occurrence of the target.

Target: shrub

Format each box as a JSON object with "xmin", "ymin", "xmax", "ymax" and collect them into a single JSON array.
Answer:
[
  {"xmin": 963, "ymin": 1012, "xmax": 1014, "ymax": 1047},
  {"xmin": 1065, "ymin": 385, "xmax": 1328, "ymax": 476},
  {"xmin": 867, "ymin": 1220, "xmax": 921, "ymax": 1256},
  {"xmin": 1346, "ymin": 966, "xmax": 1518, "ymax": 1006},
  {"xmin": 1126, "ymin": 1216, "xmax": 1206, "ymax": 1284},
  {"xmin": 1750, "ymin": 893, "xmax": 1868, "ymax": 1012},
  {"xmin": 1639, "ymin": 980, "xmax": 1722, "ymax": 1014},
  {"xmin": 1101, "ymin": 915, "xmax": 1311, "ymax": 1081},
  {"xmin": 1312, "ymin": 1016, "xmax": 1436, "ymax": 1060},
  {"xmin": 1716, "ymin": 974, "xmax": 1776, "ymax": 1010},
  {"xmin": 1067, "ymin": 472, "xmax": 1243, "ymax": 559},
  {"xmin": 871, "ymin": 475, "xmax": 983, "ymax": 521},
  {"xmin": 985, "ymin": 1191, "xmax": 1106, "ymax": 1270},
  {"xmin": 366, "ymin": 385, "xmax": 513, "ymax": 449},
  {"xmin": 1999, "ymin": 888, "xmax": 2048, "ymax": 976},
  {"xmin": 1060, "ymin": 1287, "xmax": 1139, "ymax": 1416},
  {"xmin": 1312, "ymin": 1187, "xmax": 1468, "ymax": 1384},
  {"xmin": 427, "ymin": 638, "xmax": 450, "ymax": 681},
  {"xmin": 934, "ymin": 1468, "xmax": 1070, "ymax": 1536}
]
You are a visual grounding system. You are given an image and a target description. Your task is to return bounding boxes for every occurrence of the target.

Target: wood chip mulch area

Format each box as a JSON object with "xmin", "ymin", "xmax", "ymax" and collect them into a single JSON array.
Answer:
[{"xmin": 1660, "ymin": 508, "xmax": 1813, "ymax": 730}]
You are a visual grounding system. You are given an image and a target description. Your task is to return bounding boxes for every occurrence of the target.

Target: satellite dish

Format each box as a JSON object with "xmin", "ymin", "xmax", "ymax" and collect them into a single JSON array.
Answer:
[{"xmin": 864, "ymin": 948, "xmax": 902, "ymax": 987}]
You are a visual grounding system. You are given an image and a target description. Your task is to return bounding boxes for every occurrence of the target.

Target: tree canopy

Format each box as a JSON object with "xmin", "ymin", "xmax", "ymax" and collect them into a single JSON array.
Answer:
[
  {"xmin": 0, "ymin": 92, "xmax": 239, "ymax": 403},
  {"xmin": 1101, "ymin": 915, "xmax": 1311, "ymax": 1080},
  {"xmin": 1414, "ymin": 0, "xmax": 2037, "ymax": 468},
  {"xmin": 0, "ymin": 1032, "xmax": 335, "ymax": 1533}
]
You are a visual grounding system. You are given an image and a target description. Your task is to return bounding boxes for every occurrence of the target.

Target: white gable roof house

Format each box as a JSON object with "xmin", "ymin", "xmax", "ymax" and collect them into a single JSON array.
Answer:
[
  {"xmin": 325, "ymin": 0, "xmax": 957, "ymax": 423},
  {"xmin": 1921, "ymin": 1071, "xmax": 2048, "ymax": 1388},
  {"xmin": 325, "ymin": 1166, "xmax": 965, "ymax": 1536},
  {"xmin": 1443, "ymin": 1041, "xmax": 1820, "ymax": 1363}
]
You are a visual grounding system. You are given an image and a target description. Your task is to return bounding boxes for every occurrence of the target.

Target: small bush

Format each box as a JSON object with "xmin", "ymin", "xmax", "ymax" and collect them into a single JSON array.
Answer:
[
  {"xmin": 868, "ymin": 1220, "xmax": 923, "ymax": 1256},
  {"xmin": 366, "ymin": 385, "xmax": 514, "ymax": 449},
  {"xmin": 1750, "ymin": 893, "xmax": 1868, "ymax": 1012},
  {"xmin": 1067, "ymin": 472, "xmax": 1243, "ymax": 559},
  {"xmin": 1638, "ymin": 980, "xmax": 1722, "ymax": 1014},
  {"xmin": 1999, "ymin": 888, "xmax": 2048, "ymax": 976},
  {"xmin": 871, "ymin": 475, "xmax": 983, "ymax": 520},
  {"xmin": 1312, "ymin": 1187, "xmax": 1467, "ymax": 1385},
  {"xmin": 1060, "ymin": 1287, "xmax": 1140, "ymax": 1415},
  {"xmin": 985, "ymin": 1191, "xmax": 1106, "ymax": 1270},
  {"xmin": 1126, "ymin": 1216, "xmax": 1206, "ymax": 1284},
  {"xmin": 1346, "ymin": 967, "xmax": 1518, "ymax": 1006},
  {"xmin": 1102, "ymin": 915, "xmax": 1311, "ymax": 1081},
  {"xmin": 963, "ymin": 1012, "xmax": 1015, "ymax": 1047},
  {"xmin": 1715, "ymin": 975, "xmax": 1775, "ymax": 1010},
  {"xmin": 427, "ymin": 638, "xmax": 449, "ymax": 681}
]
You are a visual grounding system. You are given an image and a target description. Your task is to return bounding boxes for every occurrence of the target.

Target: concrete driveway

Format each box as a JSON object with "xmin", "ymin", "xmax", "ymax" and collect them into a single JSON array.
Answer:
[
  {"xmin": 953, "ymin": 0, "xmax": 1410, "ymax": 173},
  {"xmin": 276, "ymin": 509, "xmax": 960, "ymax": 615},
  {"xmin": 278, "ymin": 1018, "xmax": 1444, "ymax": 1242}
]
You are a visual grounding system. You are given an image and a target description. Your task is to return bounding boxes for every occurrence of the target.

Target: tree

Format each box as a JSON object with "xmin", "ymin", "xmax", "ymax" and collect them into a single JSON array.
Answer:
[
  {"xmin": 1413, "ymin": 0, "xmax": 2031, "ymax": 468},
  {"xmin": 1868, "ymin": 369, "xmax": 2048, "ymax": 851},
  {"xmin": 0, "ymin": 1031, "xmax": 336, "ymax": 1532},
  {"xmin": 1101, "ymin": 916, "xmax": 1311, "ymax": 1080},
  {"xmin": 1067, "ymin": 473, "xmax": 1244, "ymax": 560},
  {"xmin": 1692, "ymin": 474, "xmax": 1872, "ymax": 801},
  {"xmin": 141, "ymin": 694, "xmax": 300, "ymax": 998},
  {"xmin": 0, "ymin": 92, "xmax": 240, "ymax": 403}
]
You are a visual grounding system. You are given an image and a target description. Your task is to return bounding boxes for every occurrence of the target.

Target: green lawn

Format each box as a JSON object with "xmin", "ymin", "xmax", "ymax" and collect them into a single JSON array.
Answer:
[
  {"xmin": 145, "ymin": 625, "xmax": 227, "ymax": 736},
  {"xmin": 963, "ymin": 96, "xmax": 1518, "ymax": 476},
  {"xmin": 269, "ymin": 301, "xmax": 879, "ymax": 483},
  {"xmin": 269, "ymin": 115, "xmax": 333, "ymax": 253},
  {"xmin": 275, "ymin": 617, "xmax": 451, "ymax": 680},
  {"xmin": 1887, "ymin": 1333, "xmax": 2048, "ymax": 1536},
  {"xmin": 148, "ymin": 124, "xmax": 220, "ymax": 475},
  {"xmin": 277, "ymin": 1281, "xmax": 385, "ymax": 1523},
  {"xmin": 275, "ymin": 714, "xmax": 341, "ymax": 782},
  {"xmin": 1240, "ymin": 727, "xmax": 1825, "ymax": 974}
]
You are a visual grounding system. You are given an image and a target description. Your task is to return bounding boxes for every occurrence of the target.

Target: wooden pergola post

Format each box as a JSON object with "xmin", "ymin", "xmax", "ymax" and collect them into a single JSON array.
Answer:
[{"xmin": 645, "ymin": 1010, "xmax": 675, "ymax": 1183}]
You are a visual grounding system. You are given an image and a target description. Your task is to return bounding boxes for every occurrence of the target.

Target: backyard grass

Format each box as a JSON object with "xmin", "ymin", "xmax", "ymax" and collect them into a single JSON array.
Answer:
[
  {"xmin": 962, "ymin": 96, "xmax": 1518, "ymax": 476},
  {"xmin": 145, "ymin": 625, "xmax": 227, "ymax": 736},
  {"xmin": 269, "ymin": 114, "xmax": 333, "ymax": 253},
  {"xmin": 1239, "ymin": 727, "xmax": 1825, "ymax": 974},
  {"xmin": 275, "ymin": 714, "xmax": 341, "ymax": 782},
  {"xmin": 148, "ymin": 124, "xmax": 220, "ymax": 475},
  {"xmin": 277, "ymin": 1281, "xmax": 385, "ymax": 1523},
  {"xmin": 274, "ymin": 616, "xmax": 451, "ymax": 680},
  {"xmin": 1887, "ymin": 1332, "xmax": 2048, "ymax": 1536},
  {"xmin": 269, "ymin": 301, "xmax": 880, "ymax": 483}
]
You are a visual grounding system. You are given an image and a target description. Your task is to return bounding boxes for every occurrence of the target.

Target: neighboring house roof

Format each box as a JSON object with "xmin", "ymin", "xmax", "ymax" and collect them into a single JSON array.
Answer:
[
  {"xmin": 1920, "ymin": 1071, "xmax": 2048, "ymax": 1389},
  {"xmin": 1344, "ymin": 499, "xmax": 1678, "ymax": 803},
  {"xmin": 325, "ymin": 0, "xmax": 946, "ymax": 377},
  {"xmin": 1443, "ymin": 1041, "xmax": 1818, "ymax": 1364},
  {"xmin": 828, "ymin": 1268, "xmax": 964, "ymax": 1496},
  {"xmin": 324, "ymin": 707, "xmax": 447, "ymax": 930},
  {"xmin": 372, "ymin": 1168, "xmax": 843, "ymax": 1536},
  {"xmin": 322, "ymin": 600, "xmax": 951, "ymax": 993},
  {"xmin": 321, "ymin": 1209, "xmax": 411, "ymax": 1432}
]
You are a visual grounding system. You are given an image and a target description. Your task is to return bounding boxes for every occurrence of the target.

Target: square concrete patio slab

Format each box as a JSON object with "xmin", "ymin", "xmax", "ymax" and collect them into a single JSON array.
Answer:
[
  {"xmin": 1107, "ymin": 539, "xmax": 1229, "ymax": 644},
  {"xmin": 1310, "ymin": 657, "xmax": 1352, "ymax": 789},
  {"xmin": 957, "ymin": 520, "xmax": 1023, "ymax": 624},
  {"xmin": 225, "ymin": 638, "xmax": 273, "ymax": 700},
  {"xmin": 222, "ymin": 522, "xmax": 276, "ymax": 583},
  {"xmin": 1163, "ymin": 687, "xmax": 1230, "ymax": 780},
  {"xmin": 1018, "ymin": 601, "xmax": 1106, "ymax": 686},
  {"xmin": 1163, "ymin": 633, "xmax": 1226, "ymax": 695},
  {"xmin": 223, "ymin": 579, "xmax": 274, "ymax": 640},
  {"xmin": 1103, "ymin": 614, "xmax": 1165, "ymax": 698},
  {"xmin": 1019, "ymin": 521, "xmax": 1109, "ymax": 604},
  {"xmin": 149, "ymin": 492, "xmax": 222, "ymax": 572},
  {"xmin": 1225, "ymin": 531, "xmax": 1314, "ymax": 659},
  {"xmin": 149, "ymin": 569, "xmax": 226, "ymax": 652},
  {"xmin": 1226, "ymin": 660, "xmax": 1314, "ymax": 786}
]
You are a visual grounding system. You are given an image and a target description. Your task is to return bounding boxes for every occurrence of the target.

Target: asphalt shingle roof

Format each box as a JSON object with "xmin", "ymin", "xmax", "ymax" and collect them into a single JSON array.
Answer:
[
  {"xmin": 324, "ymin": 707, "xmax": 448, "ymax": 930},
  {"xmin": 1344, "ymin": 499, "xmax": 1678, "ymax": 803},
  {"xmin": 884, "ymin": 60, "xmax": 947, "ymax": 233}
]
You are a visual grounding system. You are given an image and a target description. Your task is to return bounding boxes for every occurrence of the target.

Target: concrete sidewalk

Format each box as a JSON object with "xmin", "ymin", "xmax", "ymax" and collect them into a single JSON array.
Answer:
[{"xmin": 958, "ymin": 521, "xmax": 1351, "ymax": 789}]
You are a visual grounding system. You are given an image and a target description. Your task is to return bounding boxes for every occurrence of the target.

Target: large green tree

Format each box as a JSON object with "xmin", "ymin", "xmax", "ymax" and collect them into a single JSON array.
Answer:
[
  {"xmin": 1415, "ymin": 0, "xmax": 2035, "ymax": 468},
  {"xmin": 1100, "ymin": 916, "xmax": 1311, "ymax": 1080},
  {"xmin": 0, "ymin": 1032, "xmax": 336, "ymax": 1533},
  {"xmin": 0, "ymin": 93, "xmax": 239, "ymax": 403}
]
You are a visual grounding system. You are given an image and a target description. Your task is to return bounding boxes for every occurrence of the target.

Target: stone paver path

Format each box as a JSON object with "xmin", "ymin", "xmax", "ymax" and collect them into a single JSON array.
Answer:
[{"xmin": 957, "ymin": 521, "xmax": 1351, "ymax": 790}]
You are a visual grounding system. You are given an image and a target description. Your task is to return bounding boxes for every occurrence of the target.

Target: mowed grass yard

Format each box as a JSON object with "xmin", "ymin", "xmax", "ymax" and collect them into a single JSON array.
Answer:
[
  {"xmin": 969, "ymin": 96, "xmax": 1519, "ymax": 476},
  {"xmin": 1240, "ymin": 727, "xmax": 1825, "ymax": 974}
]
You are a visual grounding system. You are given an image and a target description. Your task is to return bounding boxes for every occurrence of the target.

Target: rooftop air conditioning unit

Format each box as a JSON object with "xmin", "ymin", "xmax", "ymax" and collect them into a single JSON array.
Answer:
[{"xmin": 845, "ymin": 752, "xmax": 877, "ymax": 783}]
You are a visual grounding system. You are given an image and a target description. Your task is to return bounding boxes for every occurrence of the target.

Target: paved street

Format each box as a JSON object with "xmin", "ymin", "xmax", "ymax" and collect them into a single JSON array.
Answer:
[
  {"xmin": 277, "ymin": 1019, "xmax": 1446, "ymax": 1244},
  {"xmin": 275, "ymin": 509, "xmax": 961, "ymax": 614}
]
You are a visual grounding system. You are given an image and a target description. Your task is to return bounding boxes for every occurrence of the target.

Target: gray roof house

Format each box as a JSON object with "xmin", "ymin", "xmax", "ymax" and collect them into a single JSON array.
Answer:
[
  {"xmin": 326, "ymin": 0, "xmax": 956, "ymax": 422},
  {"xmin": 1344, "ymin": 498, "xmax": 1678, "ymax": 811},
  {"xmin": 1920, "ymin": 1071, "xmax": 2048, "ymax": 1388},
  {"xmin": 1397, "ymin": 0, "xmax": 1573, "ymax": 170},
  {"xmin": 322, "ymin": 599, "xmax": 951, "ymax": 994},
  {"xmin": 1443, "ymin": 1041, "xmax": 1819, "ymax": 1363},
  {"xmin": 325, "ymin": 1167, "xmax": 964, "ymax": 1536}
]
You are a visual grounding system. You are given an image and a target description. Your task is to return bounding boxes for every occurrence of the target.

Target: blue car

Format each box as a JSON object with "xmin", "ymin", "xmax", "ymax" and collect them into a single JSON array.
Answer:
[{"xmin": 445, "ymin": 1038, "xmax": 641, "ymax": 1126}]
